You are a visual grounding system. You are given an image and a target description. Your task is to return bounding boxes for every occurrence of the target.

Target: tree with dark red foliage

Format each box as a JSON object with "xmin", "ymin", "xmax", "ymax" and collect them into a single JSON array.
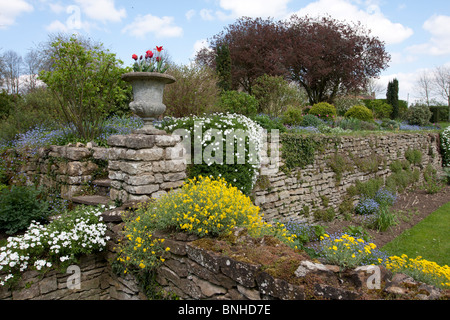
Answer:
[
  {"xmin": 197, "ymin": 15, "xmax": 390, "ymax": 105},
  {"xmin": 283, "ymin": 15, "xmax": 390, "ymax": 105},
  {"xmin": 196, "ymin": 17, "xmax": 287, "ymax": 95}
]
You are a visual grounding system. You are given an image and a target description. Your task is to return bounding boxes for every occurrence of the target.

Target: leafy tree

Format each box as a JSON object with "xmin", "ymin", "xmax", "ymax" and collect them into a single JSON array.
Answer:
[
  {"xmin": 252, "ymin": 74, "xmax": 308, "ymax": 117},
  {"xmin": 283, "ymin": 15, "xmax": 390, "ymax": 105},
  {"xmin": 216, "ymin": 44, "xmax": 232, "ymax": 91},
  {"xmin": 163, "ymin": 62, "xmax": 220, "ymax": 117},
  {"xmin": 386, "ymin": 78, "xmax": 399, "ymax": 119},
  {"xmin": 39, "ymin": 35, "xmax": 130, "ymax": 141},
  {"xmin": 196, "ymin": 17, "xmax": 287, "ymax": 94}
]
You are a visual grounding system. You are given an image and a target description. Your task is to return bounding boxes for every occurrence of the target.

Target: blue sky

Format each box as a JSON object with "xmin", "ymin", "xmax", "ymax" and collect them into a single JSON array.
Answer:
[{"xmin": 1, "ymin": 0, "xmax": 450, "ymax": 103}]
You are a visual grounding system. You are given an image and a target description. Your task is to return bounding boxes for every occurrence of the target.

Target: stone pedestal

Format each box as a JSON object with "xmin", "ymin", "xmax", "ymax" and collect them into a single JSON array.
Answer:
[{"xmin": 107, "ymin": 129, "xmax": 186, "ymax": 203}]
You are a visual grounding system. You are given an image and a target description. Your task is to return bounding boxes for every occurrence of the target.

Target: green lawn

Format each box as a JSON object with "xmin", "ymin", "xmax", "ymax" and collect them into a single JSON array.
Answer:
[
  {"xmin": 439, "ymin": 122, "xmax": 450, "ymax": 129},
  {"xmin": 381, "ymin": 202, "xmax": 450, "ymax": 266}
]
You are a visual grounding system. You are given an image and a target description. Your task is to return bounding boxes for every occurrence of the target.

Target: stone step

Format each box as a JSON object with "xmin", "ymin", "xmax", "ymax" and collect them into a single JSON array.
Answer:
[
  {"xmin": 71, "ymin": 195, "xmax": 111, "ymax": 207},
  {"xmin": 92, "ymin": 178, "xmax": 111, "ymax": 197}
]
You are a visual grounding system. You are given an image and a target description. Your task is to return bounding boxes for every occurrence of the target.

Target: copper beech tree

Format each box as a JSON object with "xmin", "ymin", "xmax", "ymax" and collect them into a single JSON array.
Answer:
[{"xmin": 197, "ymin": 15, "xmax": 390, "ymax": 105}]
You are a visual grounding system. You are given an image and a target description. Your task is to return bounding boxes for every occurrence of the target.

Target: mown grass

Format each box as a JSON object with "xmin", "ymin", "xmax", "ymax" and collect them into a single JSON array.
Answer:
[{"xmin": 381, "ymin": 202, "xmax": 450, "ymax": 266}]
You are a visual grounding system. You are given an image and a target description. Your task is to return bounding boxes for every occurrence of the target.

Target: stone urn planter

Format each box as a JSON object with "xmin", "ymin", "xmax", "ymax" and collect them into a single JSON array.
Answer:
[{"xmin": 122, "ymin": 72, "xmax": 176, "ymax": 130}]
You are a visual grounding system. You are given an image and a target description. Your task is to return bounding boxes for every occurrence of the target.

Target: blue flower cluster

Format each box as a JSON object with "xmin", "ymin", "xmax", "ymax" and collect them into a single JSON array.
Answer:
[
  {"xmin": 374, "ymin": 188, "xmax": 397, "ymax": 207},
  {"xmin": 284, "ymin": 220, "xmax": 323, "ymax": 243},
  {"xmin": 355, "ymin": 186, "xmax": 397, "ymax": 215},
  {"xmin": 2, "ymin": 116, "xmax": 145, "ymax": 157},
  {"xmin": 355, "ymin": 197, "xmax": 380, "ymax": 215}
]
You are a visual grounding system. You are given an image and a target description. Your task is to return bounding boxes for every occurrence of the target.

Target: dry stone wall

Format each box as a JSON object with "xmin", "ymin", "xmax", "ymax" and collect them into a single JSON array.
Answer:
[
  {"xmin": 11, "ymin": 143, "xmax": 108, "ymax": 199},
  {"xmin": 1, "ymin": 222, "xmax": 446, "ymax": 300},
  {"xmin": 253, "ymin": 132, "xmax": 442, "ymax": 223},
  {"xmin": 0, "ymin": 240, "xmax": 146, "ymax": 300}
]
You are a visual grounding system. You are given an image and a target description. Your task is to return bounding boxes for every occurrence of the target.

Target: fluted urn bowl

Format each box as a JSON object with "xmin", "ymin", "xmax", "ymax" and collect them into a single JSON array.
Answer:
[{"xmin": 121, "ymin": 72, "xmax": 176, "ymax": 130}]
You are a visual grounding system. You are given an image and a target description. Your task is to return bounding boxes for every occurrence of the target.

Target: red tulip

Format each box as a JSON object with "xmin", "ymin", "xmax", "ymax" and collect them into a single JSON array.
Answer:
[
  {"xmin": 156, "ymin": 46, "xmax": 163, "ymax": 52},
  {"xmin": 132, "ymin": 54, "xmax": 138, "ymax": 60},
  {"xmin": 156, "ymin": 57, "xmax": 161, "ymax": 62},
  {"xmin": 146, "ymin": 50, "xmax": 153, "ymax": 59}
]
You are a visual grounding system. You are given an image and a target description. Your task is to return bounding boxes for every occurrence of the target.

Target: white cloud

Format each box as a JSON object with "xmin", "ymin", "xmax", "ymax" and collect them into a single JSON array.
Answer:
[
  {"xmin": 0, "ymin": 0, "xmax": 33, "ymax": 29},
  {"xmin": 74, "ymin": 0, "xmax": 126, "ymax": 23},
  {"xmin": 408, "ymin": 15, "xmax": 450, "ymax": 56},
  {"xmin": 121, "ymin": 14, "xmax": 183, "ymax": 39},
  {"xmin": 218, "ymin": 0, "xmax": 292, "ymax": 19},
  {"xmin": 45, "ymin": 5, "xmax": 92, "ymax": 33},
  {"xmin": 48, "ymin": 2, "xmax": 65, "ymax": 14},
  {"xmin": 192, "ymin": 39, "xmax": 209, "ymax": 58},
  {"xmin": 291, "ymin": 0, "xmax": 413, "ymax": 45},
  {"xmin": 185, "ymin": 9, "xmax": 196, "ymax": 21},
  {"xmin": 200, "ymin": 9, "xmax": 215, "ymax": 21},
  {"xmin": 46, "ymin": 20, "xmax": 69, "ymax": 33}
]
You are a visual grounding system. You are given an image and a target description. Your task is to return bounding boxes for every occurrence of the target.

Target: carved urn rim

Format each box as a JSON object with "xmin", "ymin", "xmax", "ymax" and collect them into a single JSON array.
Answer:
[{"xmin": 121, "ymin": 72, "xmax": 176, "ymax": 84}]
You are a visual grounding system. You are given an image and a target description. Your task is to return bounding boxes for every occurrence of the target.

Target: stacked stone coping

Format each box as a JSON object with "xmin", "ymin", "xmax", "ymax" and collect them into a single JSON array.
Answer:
[
  {"xmin": 15, "ymin": 143, "xmax": 108, "ymax": 199},
  {"xmin": 106, "ymin": 128, "xmax": 187, "ymax": 203},
  {"xmin": 253, "ymin": 132, "xmax": 443, "ymax": 224}
]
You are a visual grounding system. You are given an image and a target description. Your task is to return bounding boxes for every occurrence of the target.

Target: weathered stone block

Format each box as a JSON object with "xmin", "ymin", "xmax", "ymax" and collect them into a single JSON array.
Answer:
[
  {"xmin": 66, "ymin": 147, "xmax": 91, "ymax": 161},
  {"xmin": 124, "ymin": 134, "xmax": 156, "ymax": 149},
  {"xmin": 124, "ymin": 174, "xmax": 155, "ymax": 186},
  {"xmin": 160, "ymin": 180, "xmax": 185, "ymax": 190},
  {"xmin": 152, "ymin": 160, "xmax": 186, "ymax": 173},
  {"xmin": 123, "ymin": 183, "xmax": 159, "ymax": 195},
  {"xmin": 155, "ymin": 135, "xmax": 181, "ymax": 147},
  {"xmin": 220, "ymin": 258, "xmax": 258, "ymax": 288},
  {"xmin": 107, "ymin": 135, "xmax": 127, "ymax": 147}
]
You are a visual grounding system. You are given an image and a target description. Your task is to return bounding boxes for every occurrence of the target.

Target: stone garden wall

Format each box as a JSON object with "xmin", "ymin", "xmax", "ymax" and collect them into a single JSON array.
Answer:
[
  {"xmin": 253, "ymin": 132, "xmax": 443, "ymax": 223},
  {"xmin": 9, "ymin": 132, "xmax": 444, "ymax": 223},
  {"xmin": 1, "ymin": 224, "xmax": 445, "ymax": 300},
  {"xmin": 11, "ymin": 142, "xmax": 109, "ymax": 199},
  {"xmin": 0, "ymin": 232, "xmax": 146, "ymax": 300}
]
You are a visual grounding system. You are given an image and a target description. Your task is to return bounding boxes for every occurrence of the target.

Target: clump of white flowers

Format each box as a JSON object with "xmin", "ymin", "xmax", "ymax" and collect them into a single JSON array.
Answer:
[
  {"xmin": 156, "ymin": 113, "xmax": 266, "ymax": 195},
  {"xmin": 441, "ymin": 126, "xmax": 450, "ymax": 167},
  {"xmin": 0, "ymin": 204, "xmax": 112, "ymax": 286}
]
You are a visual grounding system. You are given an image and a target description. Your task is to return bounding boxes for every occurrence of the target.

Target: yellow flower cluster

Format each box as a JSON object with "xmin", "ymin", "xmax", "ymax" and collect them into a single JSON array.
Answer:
[
  {"xmin": 116, "ymin": 220, "xmax": 170, "ymax": 273},
  {"xmin": 116, "ymin": 176, "xmax": 302, "ymax": 273},
  {"xmin": 150, "ymin": 176, "xmax": 266, "ymax": 237},
  {"xmin": 318, "ymin": 233, "xmax": 380, "ymax": 269},
  {"xmin": 386, "ymin": 254, "xmax": 450, "ymax": 288}
]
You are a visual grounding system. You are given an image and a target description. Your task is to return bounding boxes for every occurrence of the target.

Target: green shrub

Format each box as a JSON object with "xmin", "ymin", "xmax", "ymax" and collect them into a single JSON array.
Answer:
[
  {"xmin": 337, "ymin": 118, "xmax": 362, "ymax": 131},
  {"xmin": 0, "ymin": 185, "xmax": 50, "ymax": 234},
  {"xmin": 308, "ymin": 102, "xmax": 337, "ymax": 120},
  {"xmin": 281, "ymin": 106, "xmax": 303, "ymax": 126},
  {"xmin": 163, "ymin": 63, "xmax": 220, "ymax": 117},
  {"xmin": 405, "ymin": 148, "xmax": 422, "ymax": 165},
  {"xmin": 217, "ymin": 90, "xmax": 258, "ymax": 117},
  {"xmin": 250, "ymin": 114, "xmax": 287, "ymax": 132},
  {"xmin": 253, "ymin": 74, "xmax": 308, "ymax": 117},
  {"xmin": 367, "ymin": 100, "xmax": 393, "ymax": 119},
  {"xmin": 39, "ymin": 35, "xmax": 131, "ymax": 141},
  {"xmin": 381, "ymin": 118, "xmax": 400, "ymax": 131},
  {"xmin": 300, "ymin": 114, "xmax": 324, "ymax": 127},
  {"xmin": 344, "ymin": 105, "xmax": 374, "ymax": 122},
  {"xmin": 405, "ymin": 103, "xmax": 432, "ymax": 126},
  {"xmin": 364, "ymin": 205, "xmax": 398, "ymax": 232},
  {"xmin": 334, "ymin": 96, "xmax": 363, "ymax": 116}
]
